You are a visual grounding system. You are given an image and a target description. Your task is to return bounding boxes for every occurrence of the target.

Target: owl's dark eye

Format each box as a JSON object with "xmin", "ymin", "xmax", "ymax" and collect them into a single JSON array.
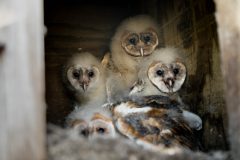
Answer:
[
  {"xmin": 129, "ymin": 37, "xmax": 137, "ymax": 45},
  {"xmin": 88, "ymin": 71, "xmax": 94, "ymax": 78},
  {"xmin": 73, "ymin": 71, "xmax": 80, "ymax": 79},
  {"xmin": 97, "ymin": 127, "xmax": 105, "ymax": 134},
  {"xmin": 143, "ymin": 35, "xmax": 151, "ymax": 43},
  {"xmin": 156, "ymin": 70, "xmax": 164, "ymax": 76},
  {"xmin": 80, "ymin": 129, "xmax": 89, "ymax": 137},
  {"xmin": 173, "ymin": 68, "xmax": 179, "ymax": 75}
]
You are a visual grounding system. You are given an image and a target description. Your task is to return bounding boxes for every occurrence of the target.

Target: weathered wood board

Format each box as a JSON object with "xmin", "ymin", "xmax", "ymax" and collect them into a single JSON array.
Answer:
[{"xmin": 0, "ymin": 0, "xmax": 46, "ymax": 160}]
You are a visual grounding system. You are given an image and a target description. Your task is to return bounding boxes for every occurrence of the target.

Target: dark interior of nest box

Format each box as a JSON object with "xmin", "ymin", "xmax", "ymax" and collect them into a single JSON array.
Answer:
[{"xmin": 44, "ymin": 0, "xmax": 229, "ymax": 152}]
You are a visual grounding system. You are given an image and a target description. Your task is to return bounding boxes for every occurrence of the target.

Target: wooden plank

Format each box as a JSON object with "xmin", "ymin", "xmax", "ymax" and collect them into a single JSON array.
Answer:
[
  {"xmin": 0, "ymin": 7, "xmax": 16, "ymax": 29},
  {"xmin": 45, "ymin": 38, "xmax": 109, "ymax": 51},
  {"xmin": 214, "ymin": 0, "xmax": 240, "ymax": 159},
  {"xmin": 0, "ymin": 0, "xmax": 45, "ymax": 159},
  {"xmin": 0, "ymin": 29, "xmax": 7, "ymax": 160},
  {"xmin": 46, "ymin": 25, "xmax": 111, "ymax": 39}
]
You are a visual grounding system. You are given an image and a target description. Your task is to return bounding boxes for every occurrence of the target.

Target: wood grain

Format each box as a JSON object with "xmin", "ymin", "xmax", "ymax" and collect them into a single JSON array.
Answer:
[
  {"xmin": 0, "ymin": 0, "xmax": 45, "ymax": 160},
  {"xmin": 214, "ymin": 0, "xmax": 240, "ymax": 159}
]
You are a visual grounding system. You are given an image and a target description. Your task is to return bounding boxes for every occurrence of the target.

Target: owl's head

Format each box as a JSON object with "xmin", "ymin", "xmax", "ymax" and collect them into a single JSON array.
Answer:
[
  {"xmin": 89, "ymin": 113, "xmax": 116, "ymax": 138},
  {"xmin": 64, "ymin": 52, "xmax": 103, "ymax": 93},
  {"xmin": 112, "ymin": 15, "xmax": 159, "ymax": 58},
  {"xmin": 69, "ymin": 113, "xmax": 116, "ymax": 138},
  {"xmin": 121, "ymin": 28, "xmax": 158, "ymax": 57},
  {"xmin": 148, "ymin": 61, "xmax": 186, "ymax": 94}
]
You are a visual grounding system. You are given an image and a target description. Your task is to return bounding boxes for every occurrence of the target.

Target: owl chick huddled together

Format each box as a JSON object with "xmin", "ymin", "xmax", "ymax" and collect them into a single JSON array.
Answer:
[
  {"xmin": 107, "ymin": 47, "xmax": 202, "ymax": 150},
  {"xmin": 62, "ymin": 52, "xmax": 116, "ymax": 139},
  {"xmin": 129, "ymin": 48, "xmax": 202, "ymax": 130},
  {"xmin": 61, "ymin": 15, "xmax": 202, "ymax": 151},
  {"xmin": 106, "ymin": 15, "xmax": 160, "ymax": 103}
]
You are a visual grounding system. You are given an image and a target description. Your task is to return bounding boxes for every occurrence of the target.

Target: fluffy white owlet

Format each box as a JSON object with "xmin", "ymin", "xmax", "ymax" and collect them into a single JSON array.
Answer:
[
  {"xmin": 68, "ymin": 112, "xmax": 116, "ymax": 139},
  {"xmin": 130, "ymin": 48, "xmax": 202, "ymax": 130},
  {"xmin": 62, "ymin": 52, "xmax": 106, "ymax": 105},
  {"xmin": 111, "ymin": 96, "xmax": 200, "ymax": 151},
  {"xmin": 107, "ymin": 15, "xmax": 160, "ymax": 103},
  {"xmin": 62, "ymin": 52, "xmax": 111, "ymax": 129}
]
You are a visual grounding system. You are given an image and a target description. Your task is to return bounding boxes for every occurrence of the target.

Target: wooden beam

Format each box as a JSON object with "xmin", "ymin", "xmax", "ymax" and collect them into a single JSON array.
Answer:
[
  {"xmin": 214, "ymin": 0, "xmax": 240, "ymax": 159},
  {"xmin": 0, "ymin": 0, "xmax": 45, "ymax": 159}
]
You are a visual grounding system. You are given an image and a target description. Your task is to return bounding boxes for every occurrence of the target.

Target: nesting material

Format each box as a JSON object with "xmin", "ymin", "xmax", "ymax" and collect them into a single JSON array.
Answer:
[{"xmin": 48, "ymin": 125, "xmax": 229, "ymax": 160}]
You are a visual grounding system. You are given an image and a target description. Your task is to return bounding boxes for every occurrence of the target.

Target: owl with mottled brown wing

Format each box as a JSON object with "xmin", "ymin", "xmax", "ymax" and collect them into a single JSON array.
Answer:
[
  {"xmin": 107, "ymin": 15, "xmax": 160, "ymax": 103},
  {"xmin": 111, "ymin": 95, "xmax": 200, "ymax": 151},
  {"xmin": 130, "ymin": 48, "xmax": 202, "ymax": 130}
]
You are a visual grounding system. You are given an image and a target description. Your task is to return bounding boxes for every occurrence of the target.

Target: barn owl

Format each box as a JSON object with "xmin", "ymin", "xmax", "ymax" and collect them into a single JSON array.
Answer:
[
  {"xmin": 89, "ymin": 113, "xmax": 116, "ymax": 138},
  {"xmin": 62, "ymin": 52, "xmax": 112, "ymax": 131},
  {"xmin": 68, "ymin": 112, "xmax": 116, "ymax": 139},
  {"xmin": 107, "ymin": 15, "xmax": 160, "ymax": 103},
  {"xmin": 62, "ymin": 52, "xmax": 106, "ymax": 106},
  {"xmin": 130, "ymin": 48, "xmax": 202, "ymax": 130},
  {"xmin": 110, "ymin": 95, "xmax": 200, "ymax": 150}
]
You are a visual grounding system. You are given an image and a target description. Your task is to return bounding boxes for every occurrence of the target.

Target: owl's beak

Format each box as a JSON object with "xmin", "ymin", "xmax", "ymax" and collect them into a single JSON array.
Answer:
[
  {"xmin": 164, "ymin": 78, "xmax": 174, "ymax": 91},
  {"xmin": 81, "ymin": 83, "xmax": 88, "ymax": 92},
  {"xmin": 140, "ymin": 47, "xmax": 144, "ymax": 57},
  {"xmin": 80, "ymin": 75, "xmax": 90, "ymax": 92},
  {"xmin": 168, "ymin": 79, "xmax": 173, "ymax": 87},
  {"xmin": 80, "ymin": 81, "xmax": 89, "ymax": 92}
]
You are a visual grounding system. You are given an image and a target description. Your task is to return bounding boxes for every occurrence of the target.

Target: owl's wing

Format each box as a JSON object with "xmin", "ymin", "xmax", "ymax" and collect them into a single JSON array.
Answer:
[
  {"xmin": 129, "ymin": 95, "xmax": 182, "ymax": 112},
  {"xmin": 113, "ymin": 99, "xmax": 200, "ymax": 150}
]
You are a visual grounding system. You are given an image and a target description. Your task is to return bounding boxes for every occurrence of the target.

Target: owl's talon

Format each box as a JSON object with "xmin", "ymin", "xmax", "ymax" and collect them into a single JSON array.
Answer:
[
  {"xmin": 129, "ymin": 79, "xmax": 145, "ymax": 95},
  {"xmin": 194, "ymin": 121, "xmax": 202, "ymax": 131},
  {"xmin": 137, "ymin": 79, "xmax": 145, "ymax": 86},
  {"xmin": 182, "ymin": 110, "xmax": 202, "ymax": 130},
  {"xmin": 102, "ymin": 103, "xmax": 114, "ymax": 110}
]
